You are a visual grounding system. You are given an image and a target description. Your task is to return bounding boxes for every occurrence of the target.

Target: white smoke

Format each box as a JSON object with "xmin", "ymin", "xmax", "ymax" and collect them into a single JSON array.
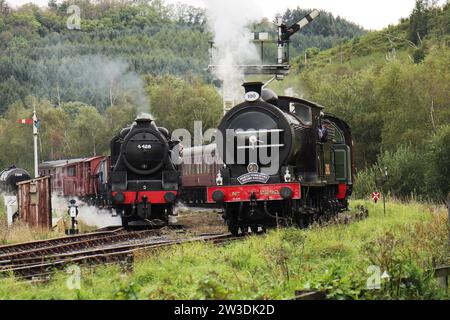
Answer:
[
  {"xmin": 77, "ymin": 205, "xmax": 122, "ymax": 229},
  {"xmin": 51, "ymin": 195, "xmax": 71, "ymax": 218},
  {"xmin": 206, "ymin": 0, "xmax": 263, "ymax": 103},
  {"xmin": 136, "ymin": 112, "xmax": 154, "ymax": 120},
  {"xmin": 42, "ymin": 54, "xmax": 154, "ymax": 119},
  {"xmin": 174, "ymin": 201, "xmax": 214, "ymax": 214},
  {"xmin": 284, "ymin": 87, "xmax": 304, "ymax": 99},
  {"xmin": 51, "ymin": 196, "xmax": 121, "ymax": 229}
]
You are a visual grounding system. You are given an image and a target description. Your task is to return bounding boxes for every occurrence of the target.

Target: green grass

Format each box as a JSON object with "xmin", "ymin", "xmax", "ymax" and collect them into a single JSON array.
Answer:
[{"xmin": 0, "ymin": 200, "xmax": 448, "ymax": 300}]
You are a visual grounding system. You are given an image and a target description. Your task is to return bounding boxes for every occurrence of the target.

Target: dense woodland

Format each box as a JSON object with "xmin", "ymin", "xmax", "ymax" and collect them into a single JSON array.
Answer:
[
  {"xmin": 0, "ymin": 0, "xmax": 363, "ymax": 112},
  {"xmin": 0, "ymin": 0, "xmax": 449, "ymax": 201}
]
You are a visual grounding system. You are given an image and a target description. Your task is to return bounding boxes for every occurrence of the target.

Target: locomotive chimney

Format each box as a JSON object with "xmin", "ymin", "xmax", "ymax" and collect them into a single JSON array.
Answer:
[
  {"xmin": 135, "ymin": 115, "xmax": 154, "ymax": 129},
  {"xmin": 242, "ymin": 82, "xmax": 263, "ymax": 95}
]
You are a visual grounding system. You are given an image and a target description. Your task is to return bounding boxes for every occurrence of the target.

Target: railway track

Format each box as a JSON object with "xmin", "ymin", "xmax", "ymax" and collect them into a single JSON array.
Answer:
[
  {"xmin": 0, "ymin": 232, "xmax": 241, "ymax": 279},
  {"xmin": 0, "ymin": 228, "xmax": 125, "ymax": 255},
  {"xmin": 0, "ymin": 230, "xmax": 162, "ymax": 267}
]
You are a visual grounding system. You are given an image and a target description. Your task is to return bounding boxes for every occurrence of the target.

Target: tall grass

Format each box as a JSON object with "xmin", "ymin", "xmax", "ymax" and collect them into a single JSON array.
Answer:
[
  {"xmin": 0, "ymin": 220, "xmax": 66, "ymax": 245},
  {"xmin": 0, "ymin": 200, "xmax": 448, "ymax": 300}
]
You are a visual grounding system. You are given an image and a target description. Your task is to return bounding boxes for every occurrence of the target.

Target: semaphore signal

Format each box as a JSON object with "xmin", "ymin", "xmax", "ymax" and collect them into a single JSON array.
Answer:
[{"xmin": 17, "ymin": 106, "xmax": 40, "ymax": 178}]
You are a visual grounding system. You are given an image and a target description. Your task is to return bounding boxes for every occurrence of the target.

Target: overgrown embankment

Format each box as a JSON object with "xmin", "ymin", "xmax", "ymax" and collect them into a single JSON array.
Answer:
[{"xmin": 0, "ymin": 200, "xmax": 448, "ymax": 300}]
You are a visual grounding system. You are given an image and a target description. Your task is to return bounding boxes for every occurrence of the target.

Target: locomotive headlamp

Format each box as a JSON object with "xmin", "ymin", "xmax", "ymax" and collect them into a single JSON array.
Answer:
[
  {"xmin": 280, "ymin": 187, "xmax": 293, "ymax": 200},
  {"xmin": 164, "ymin": 192, "xmax": 176, "ymax": 204},
  {"xmin": 249, "ymin": 135, "xmax": 258, "ymax": 149},
  {"xmin": 212, "ymin": 190, "xmax": 225, "ymax": 203},
  {"xmin": 284, "ymin": 168, "xmax": 292, "ymax": 183},
  {"xmin": 216, "ymin": 172, "xmax": 223, "ymax": 186}
]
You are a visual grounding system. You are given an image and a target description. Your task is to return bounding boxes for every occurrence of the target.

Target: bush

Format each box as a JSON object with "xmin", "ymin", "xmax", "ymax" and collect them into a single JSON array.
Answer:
[
  {"xmin": 354, "ymin": 145, "xmax": 426, "ymax": 200},
  {"xmin": 353, "ymin": 167, "xmax": 377, "ymax": 199},
  {"xmin": 425, "ymin": 125, "xmax": 450, "ymax": 202}
]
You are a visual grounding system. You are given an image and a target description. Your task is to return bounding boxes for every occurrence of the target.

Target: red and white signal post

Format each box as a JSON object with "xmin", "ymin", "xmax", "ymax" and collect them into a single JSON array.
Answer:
[{"xmin": 18, "ymin": 105, "xmax": 40, "ymax": 178}]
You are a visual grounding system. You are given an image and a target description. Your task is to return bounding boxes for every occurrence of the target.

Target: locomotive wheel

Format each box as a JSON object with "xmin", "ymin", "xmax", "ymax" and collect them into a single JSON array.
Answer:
[
  {"xmin": 226, "ymin": 208, "xmax": 240, "ymax": 236},
  {"xmin": 228, "ymin": 222, "xmax": 239, "ymax": 236},
  {"xmin": 251, "ymin": 226, "xmax": 259, "ymax": 234},
  {"xmin": 296, "ymin": 215, "xmax": 309, "ymax": 229},
  {"xmin": 240, "ymin": 226, "xmax": 249, "ymax": 236},
  {"xmin": 121, "ymin": 216, "xmax": 129, "ymax": 229}
]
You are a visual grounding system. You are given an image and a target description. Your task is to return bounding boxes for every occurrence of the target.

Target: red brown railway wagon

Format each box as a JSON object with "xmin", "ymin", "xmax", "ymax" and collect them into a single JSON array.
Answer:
[
  {"xmin": 180, "ymin": 144, "xmax": 222, "ymax": 205},
  {"xmin": 39, "ymin": 156, "xmax": 108, "ymax": 198}
]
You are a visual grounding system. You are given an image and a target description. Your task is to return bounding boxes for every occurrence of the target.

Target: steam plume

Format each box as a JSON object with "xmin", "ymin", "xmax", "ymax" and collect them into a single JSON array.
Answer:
[
  {"xmin": 206, "ymin": 0, "xmax": 262, "ymax": 103},
  {"xmin": 52, "ymin": 196, "xmax": 121, "ymax": 229}
]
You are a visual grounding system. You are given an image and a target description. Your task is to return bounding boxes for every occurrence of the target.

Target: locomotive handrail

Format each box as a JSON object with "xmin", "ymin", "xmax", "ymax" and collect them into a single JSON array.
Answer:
[
  {"xmin": 235, "ymin": 129, "xmax": 284, "ymax": 135},
  {"xmin": 237, "ymin": 144, "xmax": 285, "ymax": 150}
]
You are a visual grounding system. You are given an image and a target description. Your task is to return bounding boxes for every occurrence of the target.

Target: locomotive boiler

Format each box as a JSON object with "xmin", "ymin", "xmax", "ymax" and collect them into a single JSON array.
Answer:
[
  {"xmin": 109, "ymin": 116, "xmax": 180, "ymax": 228},
  {"xmin": 206, "ymin": 82, "xmax": 354, "ymax": 235}
]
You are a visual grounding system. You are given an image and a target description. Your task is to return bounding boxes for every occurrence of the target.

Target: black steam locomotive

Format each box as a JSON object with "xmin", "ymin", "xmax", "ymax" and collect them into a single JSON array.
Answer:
[
  {"xmin": 109, "ymin": 116, "xmax": 180, "ymax": 228},
  {"xmin": 0, "ymin": 166, "xmax": 31, "ymax": 193},
  {"xmin": 206, "ymin": 82, "xmax": 354, "ymax": 235}
]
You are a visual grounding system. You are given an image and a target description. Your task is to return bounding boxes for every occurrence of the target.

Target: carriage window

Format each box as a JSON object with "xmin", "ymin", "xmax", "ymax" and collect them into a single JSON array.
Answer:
[
  {"xmin": 290, "ymin": 103, "xmax": 312, "ymax": 125},
  {"xmin": 67, "ymin": 166, "xmax": 76, "ymax": 177}
]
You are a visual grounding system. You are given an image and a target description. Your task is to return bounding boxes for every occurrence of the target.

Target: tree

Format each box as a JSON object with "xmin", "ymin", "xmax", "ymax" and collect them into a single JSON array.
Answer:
[
  {"xmin": 408, "ymin": 0, "xmax": 430, "ymax": 45},
  {"xmin": 425, "ymin": 125, "xmax": 450, "ymax": 202},
  {"xmin": 38, "ymin": 101, "xmax": 72, "ymax": 159},
  {"xmin": 71, "ymin": 106, "xmax": 106, "ymax": 156},
  {"xmin": 146, "ymin": 76, "xmax": 222, "ymax": 135}
]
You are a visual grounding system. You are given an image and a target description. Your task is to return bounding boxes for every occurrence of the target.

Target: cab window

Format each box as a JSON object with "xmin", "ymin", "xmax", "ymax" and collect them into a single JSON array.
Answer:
[{"xmin": 290, "ymin": 103, "xmax": 312, "ymax": 125}]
